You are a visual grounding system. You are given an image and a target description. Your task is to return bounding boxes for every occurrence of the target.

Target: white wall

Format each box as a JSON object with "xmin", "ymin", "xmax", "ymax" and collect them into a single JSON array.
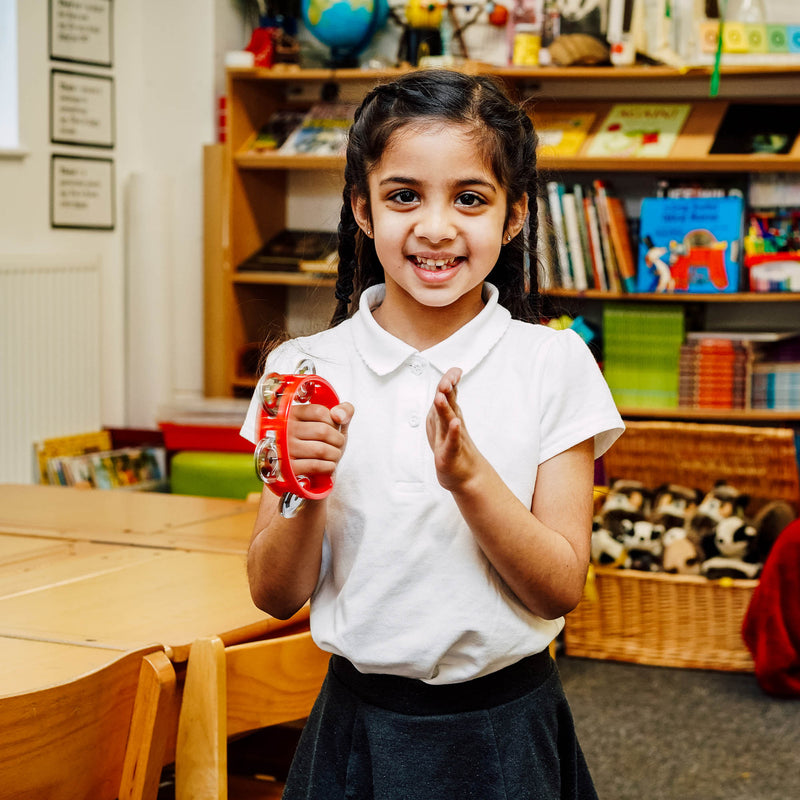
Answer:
[{"xmin": 1, "ymin": 0, "xmax": 242, "ymax": 431}]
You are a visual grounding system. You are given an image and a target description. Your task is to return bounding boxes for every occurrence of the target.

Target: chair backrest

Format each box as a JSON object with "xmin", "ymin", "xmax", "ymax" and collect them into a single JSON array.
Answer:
[
  {"xmin": 0, "ymin": 645, "xmax": 176, "ymax": 800},
  {"xmin": 176, "ymin": 629, "xmax": 330, "ymax": 800}
]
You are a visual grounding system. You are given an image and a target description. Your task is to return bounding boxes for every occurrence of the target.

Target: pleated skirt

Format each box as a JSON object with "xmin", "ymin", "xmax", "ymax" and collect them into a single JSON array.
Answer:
[{"xmin": 281, "ymin": 649, "xmax": 598, "ymax": 800}]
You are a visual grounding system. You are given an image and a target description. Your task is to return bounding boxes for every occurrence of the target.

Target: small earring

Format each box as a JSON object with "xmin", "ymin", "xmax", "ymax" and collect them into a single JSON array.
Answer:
[
  {"xmin": 505, "ymin": 233, "xmax": 512, "ymax": 243},
  {"xmin": 365, "ymin": 228, "xmax": 372, "ymax": 237}
]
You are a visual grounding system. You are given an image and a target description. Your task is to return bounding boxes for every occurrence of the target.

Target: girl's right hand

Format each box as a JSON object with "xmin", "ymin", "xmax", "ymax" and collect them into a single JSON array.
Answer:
[{"xmin": 286, "ymin": 401, "xmax": 354, "ymax": 482}]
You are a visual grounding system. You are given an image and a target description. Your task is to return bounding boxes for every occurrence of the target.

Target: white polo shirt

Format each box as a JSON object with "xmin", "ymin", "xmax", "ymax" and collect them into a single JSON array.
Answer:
[{"xmin": 241, "ymin": 283, "xmax": 624, "ymax": 684}]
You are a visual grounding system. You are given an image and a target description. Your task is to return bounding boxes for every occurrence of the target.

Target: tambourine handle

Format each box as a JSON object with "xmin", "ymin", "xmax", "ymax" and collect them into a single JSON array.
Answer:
[{"xmin": 254, "ymin": 361, "xmax": 340, "ymax": 518}]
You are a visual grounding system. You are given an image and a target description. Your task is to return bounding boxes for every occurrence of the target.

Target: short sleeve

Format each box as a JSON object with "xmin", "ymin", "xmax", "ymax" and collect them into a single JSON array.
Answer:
[
  {"xmin": 239, "ymin": 339, "xmax": 307, "ymax": 445},
  {"xmin": 536, "ymin": 328, "xmax": 624, "ymax": 462}
]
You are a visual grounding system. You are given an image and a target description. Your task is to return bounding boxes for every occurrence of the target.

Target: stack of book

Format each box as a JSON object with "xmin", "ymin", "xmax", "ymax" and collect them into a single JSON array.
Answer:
[
  {"xmin": 539, "ymin": 180, "xmax": 636, "ymax": 293},
  {"xmin": 678, "ymin": 335, "xmax": 750, "ymax": 410},
  {"xmin": 676, "ymin": 331, "xmax": 800, "ymax": 412},
  {"xmin": 602, "ymin": 303, "xmax": 685, "ymax": 409},
  {"xmin": 750, "ymin": 334, "xmax": 800, "ymax": 411}
]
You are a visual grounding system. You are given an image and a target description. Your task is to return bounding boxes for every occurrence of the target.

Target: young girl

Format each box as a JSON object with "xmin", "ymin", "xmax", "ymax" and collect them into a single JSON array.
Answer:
[{"xmin": 241, "ymin": 69, "xmax": 624, "ymax": 799}]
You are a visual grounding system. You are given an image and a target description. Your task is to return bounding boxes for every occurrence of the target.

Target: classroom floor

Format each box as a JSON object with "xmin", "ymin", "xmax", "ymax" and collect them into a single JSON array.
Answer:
[{"xmin": 558, "ymin": 655, "xmax": 800, "ymax": 800}]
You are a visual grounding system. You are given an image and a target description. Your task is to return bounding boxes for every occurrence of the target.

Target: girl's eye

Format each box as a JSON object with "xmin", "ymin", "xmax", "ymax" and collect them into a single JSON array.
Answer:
[
  {"xmin": 389, "ymin": 189, "xmax": 418, "ymax": 204},
  {"xmin": 457, "ymin": 192, "xmax": 486, "ymax": 208}
]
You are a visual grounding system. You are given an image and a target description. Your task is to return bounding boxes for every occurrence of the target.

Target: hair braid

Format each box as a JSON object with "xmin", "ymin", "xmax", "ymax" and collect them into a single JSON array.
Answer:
[{"xmin": 331, "ymin": 186, "xmax": 359, "ymax": 325}]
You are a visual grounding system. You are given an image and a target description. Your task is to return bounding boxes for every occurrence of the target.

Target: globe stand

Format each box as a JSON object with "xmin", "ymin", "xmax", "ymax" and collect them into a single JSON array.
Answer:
[{"xmin": 327, "ymin": 49, "xmax": 361, "ymax": 68}]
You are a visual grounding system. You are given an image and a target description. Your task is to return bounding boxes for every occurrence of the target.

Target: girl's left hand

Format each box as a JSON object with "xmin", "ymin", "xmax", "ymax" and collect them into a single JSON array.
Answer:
[{"xmin": 426, "ymin": 367, "xmax": 477, "ymax": 492}]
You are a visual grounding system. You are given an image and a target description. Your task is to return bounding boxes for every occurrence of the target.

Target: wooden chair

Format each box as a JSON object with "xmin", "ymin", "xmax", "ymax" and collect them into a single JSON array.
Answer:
[
  {"xmin": 175, "ymin": 629, "xmax": 331, "ymax": 800},
  {"xmin": 0, "ymin": 644, "xmax": 176, "ymax": 800}
]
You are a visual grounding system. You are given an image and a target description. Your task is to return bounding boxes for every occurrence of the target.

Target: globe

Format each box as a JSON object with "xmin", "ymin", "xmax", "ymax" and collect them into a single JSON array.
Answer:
[{"xmin": 302, "ymin": 0, "xmax": 388, "ymax": 67}]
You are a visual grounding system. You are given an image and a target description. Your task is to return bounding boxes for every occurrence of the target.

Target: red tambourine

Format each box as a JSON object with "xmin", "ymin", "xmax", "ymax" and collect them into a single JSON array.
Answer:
[{"xmin": 254, "ymin": 360, "xmax": 339, "ymax": 518}]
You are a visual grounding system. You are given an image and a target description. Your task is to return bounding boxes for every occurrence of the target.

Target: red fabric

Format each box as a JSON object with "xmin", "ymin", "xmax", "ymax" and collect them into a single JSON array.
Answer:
[{"xmin": 742, "ymin": 519, "xmax": 800, "ymax": 697}]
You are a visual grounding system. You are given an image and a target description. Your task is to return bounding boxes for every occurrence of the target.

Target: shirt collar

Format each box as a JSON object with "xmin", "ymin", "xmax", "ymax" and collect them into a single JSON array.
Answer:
[{"xmin": 350, "ymin": 283, "xmax": 511, "ymax": 377}]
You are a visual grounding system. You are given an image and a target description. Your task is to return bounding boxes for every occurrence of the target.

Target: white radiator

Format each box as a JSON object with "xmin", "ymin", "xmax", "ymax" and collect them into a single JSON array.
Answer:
[{"xmin": 0, "ymin": 256, "xmax": 102, "ymax": 483}]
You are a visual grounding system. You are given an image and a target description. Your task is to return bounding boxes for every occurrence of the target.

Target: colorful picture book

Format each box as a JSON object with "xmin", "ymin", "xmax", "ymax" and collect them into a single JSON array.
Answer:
[
  {"xmin": 637, "ymin": 196, "xmax": 745, "ymax": 294},
  {"xmin": 243, "ymin": 110, "xmax": 306, "ymax": 152},
  {"xmin": 45, "ymin": 446, "xmax": 167, "ymax": 490},
  {"xmin": 534, "ymin": 110, "xmax": 596, "ymax": 157},
  {"xmin": 587, "ymin": 103, "xmax": 691, "ymax": 158},
  {"xmin": 278, "ymin": 103, "xmax": 357, "ymax": 156}
]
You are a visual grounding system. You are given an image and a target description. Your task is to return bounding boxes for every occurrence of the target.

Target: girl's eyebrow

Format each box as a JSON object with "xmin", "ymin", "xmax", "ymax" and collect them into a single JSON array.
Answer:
[{"xmin": 378, "ymin": 176, "xmax": 497, "ymax": 191}]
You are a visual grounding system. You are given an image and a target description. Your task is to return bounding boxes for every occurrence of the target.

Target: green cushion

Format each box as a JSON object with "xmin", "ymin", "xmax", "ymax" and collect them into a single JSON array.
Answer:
[{"xmin": 170, "ymin": 451, "xmax": 261, "ymax": 500}]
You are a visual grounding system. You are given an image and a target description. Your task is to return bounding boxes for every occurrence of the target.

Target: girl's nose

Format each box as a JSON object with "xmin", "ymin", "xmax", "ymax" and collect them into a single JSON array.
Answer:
[{"xmin": 414, "ymin": 208, "xmax": 456, "ymax": 243}]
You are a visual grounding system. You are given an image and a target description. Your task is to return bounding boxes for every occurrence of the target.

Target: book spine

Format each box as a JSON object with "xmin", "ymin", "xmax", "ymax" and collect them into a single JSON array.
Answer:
[
  {"xmin": 546, "ymin": 181, "xmax": 573, "ymax": 289},
  {"xmin": 535, "ymin": 196, "xmax": 556, "ymax": 291},
  {"xmin": 606, "ymin": 195, "xmax": 637, "ymax": 293},
  {"xmin": 584, "ymin": 195, "xmax": 608, "ymax": 291},
  {"xmin": 572, "ymin": 183, "xmax": 595, "ymax": 289},
  {"xmin": 561, "ymin": 191, "xmax": 588, "ymax": 291},
  {"xmin": 591, "ymin": 183, "xmax": 620, "ymax": 293}
]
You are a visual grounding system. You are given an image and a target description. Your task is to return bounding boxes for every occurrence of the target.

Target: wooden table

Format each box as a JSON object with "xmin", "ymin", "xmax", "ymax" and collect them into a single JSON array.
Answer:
[
  {"xmin": 0, "ymin": 484, "xmax": 254, "ymax": 542},
  {"xmin": 1, "ymin": 636, "xmax": 127, "ymax": 697},
  {"xmin": 0, "ymin": 549, "xmax": 297, "ymax": 662},
  {"xmin": 0, "ymin": 485, "xmax": 300, "ymax": 666}
]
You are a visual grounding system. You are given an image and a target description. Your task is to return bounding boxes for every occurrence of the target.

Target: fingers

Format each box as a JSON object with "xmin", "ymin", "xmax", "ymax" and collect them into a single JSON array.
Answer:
[
  {"xmin": 288, "ymin": 402, "xmax": 353, "ymax": 477},
  {"xmin": 434, "ymin": 367, "xmax": 462, "ymax": 421}
]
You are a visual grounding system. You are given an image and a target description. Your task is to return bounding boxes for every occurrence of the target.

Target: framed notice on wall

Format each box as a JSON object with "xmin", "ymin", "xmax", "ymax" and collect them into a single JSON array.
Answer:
[
  {"xmin": 51, "ymin": 70, "xmax": 114, "ymax": 148},
  {"xmin": 51, "ymin": 154, "xmax": 115, "ymax": 230},
  {"xmin": 49, "ymin": 0, "xmax": 113, "ymax": 67}
]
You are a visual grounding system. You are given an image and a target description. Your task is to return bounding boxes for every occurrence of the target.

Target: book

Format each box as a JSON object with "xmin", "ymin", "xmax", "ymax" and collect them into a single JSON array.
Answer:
[
  {"xmin": 238, "ymin": 229, "xmax": 338, "ymax": 272},
  {"xmin": 710, "ymin": 103, "xmax": 800, "ymax": 156},
  {"xmin": 545, "ymin": 181, "xmax": 573, "ymax": 288},
  {"xmin": 243, "ymin": 110, "xmax": 306, "ymax": 153},
  {"xmin": 602, "ymin": 303, "xmax": 685, "ymax": 408},
  {"xmin": 34, "ymin": 430, "xmax": 112, "ymax": 484},
  {"xmin": 45, "ymin": 446, "xmax": 167, "ymax": 490},
  {"xmin": 587, "ymin": 103, "xmax": 691, "ymax": 158},
  {"xmin": 572, "ymin": 183, "xmax": 595, "ymax": 289},
  {"xmin": 561, "ymin": 191, "xmax": 588, "ymax": 290},
  {"xmin": 590, "ymin": 183, "xmax": 620, "ymax": 293},
  {"xmin": 535, "ymin": 196, "xmax": 556, "ymax": 290},
  {"xmin": 583, "ymin": 194, "xmax": 608, "ymax": 291},
  {"xmin": 534, "ymin": 110, "xmax": 596, "ymax": 157},
  {"xmin": 637, "ymin": 196, "xmax": 745, "ymax": 294},
  {"xmin": 594, "ymin": 181, "xmax": 636, "ymax": 293},
  {"xmin": 278, "ymin": 103, "xmax": 357, "ymax": 156}
]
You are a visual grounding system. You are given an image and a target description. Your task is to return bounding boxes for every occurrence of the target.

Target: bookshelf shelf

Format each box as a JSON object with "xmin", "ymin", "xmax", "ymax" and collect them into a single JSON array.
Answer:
[
  {"xmin": 233, "ymin": 271, "xmax": 336, "ymax": 287},
  {"xmin": 209, "ymin": 64, "xmax": 800, "ymax": 414},
  {"xmin": 236, "ymin": 153, "xmax": 800, "ymax": 174},
  {"xmin": 620, "ymin": 407, "xmax": 800, "ymax": 423},
  {"xmin": 545, "ymin": 290, "xmax": 800, "ymax": 303}
]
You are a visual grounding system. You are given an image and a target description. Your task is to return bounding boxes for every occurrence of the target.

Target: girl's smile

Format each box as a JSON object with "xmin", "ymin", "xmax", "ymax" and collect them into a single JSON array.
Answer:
[{"xmin": 353, "ymin": 122, "xmax": 527, "ymax": 348}]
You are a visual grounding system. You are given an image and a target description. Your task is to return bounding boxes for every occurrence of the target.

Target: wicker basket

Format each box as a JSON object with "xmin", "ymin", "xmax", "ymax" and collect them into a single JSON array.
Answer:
[
  {"xmin": 565, "ymin": 421, "xmax": 800, "ymax": 672},
  {"xmin": 601, "ymin": 421, "xmax": 800, "ymax": 515},
  {"xmin": 565, "ymin": 568, "xmax": 758, "ymax": 671}
]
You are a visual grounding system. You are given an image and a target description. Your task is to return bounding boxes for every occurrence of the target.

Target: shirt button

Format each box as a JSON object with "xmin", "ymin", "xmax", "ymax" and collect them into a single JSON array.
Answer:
[
  {"xmin": 409, "ymin": 413, "xmax": 421, "ymax": 427},
  {"xmin": 409, "ymin": 358, "xmax": 424, "ymax": 375}
]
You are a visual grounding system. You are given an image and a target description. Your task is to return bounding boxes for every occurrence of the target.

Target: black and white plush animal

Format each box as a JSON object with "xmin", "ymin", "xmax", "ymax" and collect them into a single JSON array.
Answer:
[
  {"xmin": 597, "ymin": 479, "xmax": 652, "ymax": 539},
  {"xmin": 620, "ymin": 519, "xmax": 664, "ymax": 572},
  {"xmin": 689, "ymin": 481, "xmax": 750, "ymax": 549},
  {"xmin": 701, "ymin": 516, "xmax": 761, "ymax": 579}
]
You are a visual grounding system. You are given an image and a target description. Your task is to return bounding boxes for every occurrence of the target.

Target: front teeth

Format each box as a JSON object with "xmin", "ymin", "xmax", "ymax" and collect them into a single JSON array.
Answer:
[{"xmin": 414, "ymin": 256, "xmax": 456, "ymax": 270}]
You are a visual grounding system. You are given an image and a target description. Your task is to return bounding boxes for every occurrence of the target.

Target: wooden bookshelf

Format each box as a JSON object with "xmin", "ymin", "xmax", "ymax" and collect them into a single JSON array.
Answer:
[{"xmin": 208, "ymin": 64, "xmax": 800, "ymax": 418}]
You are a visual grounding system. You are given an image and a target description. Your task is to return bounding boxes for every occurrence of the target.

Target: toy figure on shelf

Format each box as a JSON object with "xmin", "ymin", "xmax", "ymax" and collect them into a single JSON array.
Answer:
[{"xmin": 388, "ymin": 0, "xmax": 506, "ymax": 65}]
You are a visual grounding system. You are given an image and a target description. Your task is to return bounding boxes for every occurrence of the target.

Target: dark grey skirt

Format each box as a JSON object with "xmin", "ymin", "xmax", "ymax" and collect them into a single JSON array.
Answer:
[{"xmin": 281, "ymin": 650, "xmax": 598, "ymax": 800}]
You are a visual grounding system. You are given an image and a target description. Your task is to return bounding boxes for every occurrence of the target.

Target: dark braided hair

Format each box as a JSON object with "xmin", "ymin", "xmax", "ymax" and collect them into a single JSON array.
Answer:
[{"xmin": 331, "ymin": 69, "xmax": 541, "ymax": 326}]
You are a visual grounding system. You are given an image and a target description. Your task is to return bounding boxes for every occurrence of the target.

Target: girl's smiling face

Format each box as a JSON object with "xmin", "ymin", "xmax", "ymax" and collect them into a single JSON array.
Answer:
[{"xmin": 352, "ymin": 121, "xmax": 527, "ymax": 347}]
